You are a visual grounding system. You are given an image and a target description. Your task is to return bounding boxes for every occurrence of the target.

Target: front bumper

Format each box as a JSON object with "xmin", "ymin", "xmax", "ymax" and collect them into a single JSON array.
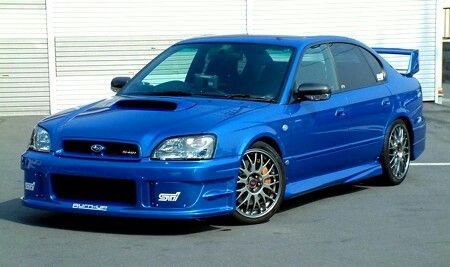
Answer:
[{"xmin": 21, "ymin": 151, "xmax": 239, "ymax": 219}]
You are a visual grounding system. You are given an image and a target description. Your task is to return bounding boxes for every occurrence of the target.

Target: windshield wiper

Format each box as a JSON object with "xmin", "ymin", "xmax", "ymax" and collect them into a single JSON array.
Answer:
[
  {"xmin": 192, "ymin": 92, "xmax": 228, "ymax": 98},
  {"xmin": 133, "ymin": 91, "xmax": 275, "ymax": 102},
  {"xmin": 139, "ymin": 91, "xmax": 192, "ymax": 96},
  {"xmin": 225, "ymin": 94, "xmax": 276, "ymax": 103}
]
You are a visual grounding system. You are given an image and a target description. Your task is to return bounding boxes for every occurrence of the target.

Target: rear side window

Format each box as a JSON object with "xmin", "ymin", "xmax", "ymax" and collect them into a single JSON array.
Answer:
[
  {"xmin": 359, "ymin": 48, "xmax": 385, "ymax": 82},
  {"xmin": 330, "ymin": 43, "xmax": 378, "ymax": 90}
]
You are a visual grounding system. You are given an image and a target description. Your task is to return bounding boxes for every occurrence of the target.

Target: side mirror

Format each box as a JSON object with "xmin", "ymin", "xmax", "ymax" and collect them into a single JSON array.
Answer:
[
  {"xmin": 296, "ymin": 83, "xmax": 331, "ymax": 101},
  {"xmin": 111, "ymin": 77, "xmax": 131, "ymax": 93}
]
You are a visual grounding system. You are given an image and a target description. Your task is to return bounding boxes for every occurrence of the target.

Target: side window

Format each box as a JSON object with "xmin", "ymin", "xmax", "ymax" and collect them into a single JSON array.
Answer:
[
  {"xmin": 359, "ymin": 48, "xmax": 385, "ymax": 82},
  {"xmin": 330, "ymin": 43, "xmax": 377, "ymax": 90},
  {"xmin": 296, "ymin": 44, "xmax": 338, "ymax": 91}
]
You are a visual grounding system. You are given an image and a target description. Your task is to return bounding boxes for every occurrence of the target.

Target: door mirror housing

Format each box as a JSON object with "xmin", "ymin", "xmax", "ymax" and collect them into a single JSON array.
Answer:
[
  {"xmin": 111, "ymin": 77, "xmax": 131, "ymax": 93},
  {"xmin": 296, "ymin": 83, "xmax": 331, "ymax": 101}
]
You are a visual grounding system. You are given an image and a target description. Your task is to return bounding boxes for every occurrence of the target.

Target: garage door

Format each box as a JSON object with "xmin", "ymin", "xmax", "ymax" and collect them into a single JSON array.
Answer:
[{"xmin": 0, "ymin": 0, "xmax": 49, "ymax": 116}]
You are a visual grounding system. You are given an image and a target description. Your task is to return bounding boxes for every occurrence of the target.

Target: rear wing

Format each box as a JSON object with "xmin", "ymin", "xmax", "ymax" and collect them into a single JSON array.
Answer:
[{"xmin": 372, "ymin": 48, "xmax": 419, "ymax": 77}]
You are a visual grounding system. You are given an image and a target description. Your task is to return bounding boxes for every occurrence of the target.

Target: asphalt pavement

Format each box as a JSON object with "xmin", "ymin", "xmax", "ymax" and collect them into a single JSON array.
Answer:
[{"xmin": 0, "ymin": 103, "xmax": 449, "ymax": 266}]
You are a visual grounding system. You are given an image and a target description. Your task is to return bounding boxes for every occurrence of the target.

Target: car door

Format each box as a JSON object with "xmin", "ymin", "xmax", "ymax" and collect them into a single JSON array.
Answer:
[
  {"xmin": 285, "ymin": 43, "xmax": 351, "ymax": 183},
  {"xmin": 329, "ymin": 43, "xmax": 393, "ymax": 167}
]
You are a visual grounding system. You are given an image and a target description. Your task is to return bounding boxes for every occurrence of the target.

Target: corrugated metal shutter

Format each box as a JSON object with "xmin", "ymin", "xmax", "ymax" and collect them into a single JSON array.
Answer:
[
  {"xmin": 50, "ymin": 0, "xmax": 247, "ymax": 112},
  {"xmin": 248, "ymin": 0, "xmax": 436, "ymax": 101},
  {"xmin": 0, "ymin": 0, "xmax": 49, "ymax": 116}
]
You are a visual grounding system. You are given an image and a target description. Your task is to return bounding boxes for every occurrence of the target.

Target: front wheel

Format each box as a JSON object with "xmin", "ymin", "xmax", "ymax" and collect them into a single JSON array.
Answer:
[
  {"xmin": 233, "ymin": 142, "xmax": 286, "ymax": 224},
  {"xmin": 380, "ymin": 119, "xmax": 411, "ymax": 185}
]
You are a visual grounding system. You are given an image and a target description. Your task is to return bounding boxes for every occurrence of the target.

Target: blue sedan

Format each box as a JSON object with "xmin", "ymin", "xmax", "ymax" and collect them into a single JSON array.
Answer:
[{"xmin": 21, "ymin": 35, "xmax": 426, "ymax": 224}]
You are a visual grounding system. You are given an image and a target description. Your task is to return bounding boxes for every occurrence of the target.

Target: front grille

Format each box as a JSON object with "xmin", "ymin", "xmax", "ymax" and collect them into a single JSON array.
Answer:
[
  {"xmin": 52, "ymin": 175, "xmax": 136, "ymax": 205},
  {"xmin": 63, "ymin": 140, "xmax": 140, "ymax": 158}
]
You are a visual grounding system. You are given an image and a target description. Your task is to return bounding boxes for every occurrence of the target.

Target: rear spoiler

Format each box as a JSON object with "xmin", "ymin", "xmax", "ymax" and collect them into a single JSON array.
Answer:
[{"xmin": 372, "ymin": 48, "xmax": 419, "ymax": 77}]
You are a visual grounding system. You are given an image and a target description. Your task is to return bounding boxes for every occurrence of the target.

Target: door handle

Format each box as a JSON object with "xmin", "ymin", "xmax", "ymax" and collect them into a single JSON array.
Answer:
[
  {"xmin": 381, "ymin": 98, "xmax": 391, "ymax": 107},
  {"xmin": 335, "ymin": 108, "xmax": 346, "ymax": 117}
]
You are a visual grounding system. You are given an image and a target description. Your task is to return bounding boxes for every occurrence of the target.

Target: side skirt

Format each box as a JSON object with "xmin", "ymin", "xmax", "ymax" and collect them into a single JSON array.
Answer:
[{"xmin": 284, "ymin": 162, "xmax": 382, "ymax": 200}]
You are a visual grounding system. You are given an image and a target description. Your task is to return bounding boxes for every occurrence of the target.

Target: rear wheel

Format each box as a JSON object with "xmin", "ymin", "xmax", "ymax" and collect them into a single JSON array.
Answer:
[
  {"xmin": 233, "ymin": 142, "xmax": 285, "ymax": 224},
  {"xmin": 380, "ymin": 119, "xmax": 411, "ymax": 185}
]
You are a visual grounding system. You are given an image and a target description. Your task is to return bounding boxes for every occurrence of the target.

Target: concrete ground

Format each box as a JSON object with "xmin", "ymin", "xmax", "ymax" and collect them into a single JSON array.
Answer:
[
  {"xmin": 0, "ymin": 103, "xmax": 449, "ymax": 266},
  {"xmin": 441, "ymin": 83, "xmax": 450, "ymax": 106}
]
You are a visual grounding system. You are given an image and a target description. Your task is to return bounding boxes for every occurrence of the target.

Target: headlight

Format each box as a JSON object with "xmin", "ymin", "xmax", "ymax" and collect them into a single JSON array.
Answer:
[
  {"xmin": 29, "ymin": 126, "xmax": 50, "ymax": 152},
  {"xmin": 152, "ymin": 135, "xmax": 216, "ymax": 160}
]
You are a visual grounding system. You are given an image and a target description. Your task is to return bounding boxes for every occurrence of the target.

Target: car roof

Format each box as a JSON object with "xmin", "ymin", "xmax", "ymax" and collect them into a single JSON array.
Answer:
[{"xmin": 176, "ymin": 35, "xmax": 361, "ymax": 48}]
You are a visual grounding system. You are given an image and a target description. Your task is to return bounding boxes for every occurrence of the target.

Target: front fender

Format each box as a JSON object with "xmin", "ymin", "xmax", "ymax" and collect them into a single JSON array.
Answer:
[
  {"xmin": 239, "ymin": 128, "xmax": 286, "ymax": 157},
  {"xmin": 214, "ymin": 124, "xmax": 286, "ymax": 160}
]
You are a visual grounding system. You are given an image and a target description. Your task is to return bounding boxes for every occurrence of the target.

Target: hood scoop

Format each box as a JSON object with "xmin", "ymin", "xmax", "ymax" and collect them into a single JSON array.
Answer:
[{"xmin": 114, "ymin": 99, "xmax": 177, "ymax": 111}]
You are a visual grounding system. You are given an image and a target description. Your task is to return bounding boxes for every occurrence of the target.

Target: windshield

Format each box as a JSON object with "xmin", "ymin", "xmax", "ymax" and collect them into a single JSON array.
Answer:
[{"xmin": 120, "ymin": 43, "xmax": 295, "ymax": 102}]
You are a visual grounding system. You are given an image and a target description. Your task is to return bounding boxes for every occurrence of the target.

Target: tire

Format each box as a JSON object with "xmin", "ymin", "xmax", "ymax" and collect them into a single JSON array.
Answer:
[
  {"xmin": 233, "ymin": 141, "xmax": 286, "ymax": 224},
  {"xmin": 380, "ymin": 119, "xmax": 411, "ymax": 185}
]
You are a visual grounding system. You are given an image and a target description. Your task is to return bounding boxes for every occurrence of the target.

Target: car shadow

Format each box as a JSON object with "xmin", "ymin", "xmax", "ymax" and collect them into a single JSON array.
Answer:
[
  {"xmin": 278, "ymin": 177, "xmax": 389, "ymax": 213},
  {"xmin": 0, "ymin": 198, "xmax": 220, "ymax": 235},
  {"xmin": 0, "ymin": 179, "xmax": 385, "ymax": 233},
  {"xmin": 208, "ymin": 179, "xmax": 384, "ymax": 225},
  {"xmin": 278, "ymin": 184, "xmax": 367, "ymax": 213}
]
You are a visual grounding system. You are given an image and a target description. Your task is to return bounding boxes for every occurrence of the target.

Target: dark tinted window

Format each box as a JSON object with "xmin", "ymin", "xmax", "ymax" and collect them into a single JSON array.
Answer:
[
  {"xmin": 296, "ymin": 44, "xmax": 338, "ymax": 91},
  {"xmin": 330, "ymin": 43, "xmax": 377, "ymax": 90},
  {"xmin": 359, "ymin": 48, "xmax": 385, "ymax": 82}
]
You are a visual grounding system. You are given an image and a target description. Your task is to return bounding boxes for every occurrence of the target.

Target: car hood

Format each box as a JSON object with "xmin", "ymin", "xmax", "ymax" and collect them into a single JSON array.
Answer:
[{"xmin": 45, "ymin": 96, "xmax": 269, "ymax": 156}]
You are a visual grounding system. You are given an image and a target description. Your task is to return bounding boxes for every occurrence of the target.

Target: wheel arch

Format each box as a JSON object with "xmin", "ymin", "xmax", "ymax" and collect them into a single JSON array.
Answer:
[
  {"xmin": 239, "ymin": 132, "xmax": 285, "ymax": 159},
  {"xmin": 251, "ymin": 136, "xmax": 283, "ymax": 158}
]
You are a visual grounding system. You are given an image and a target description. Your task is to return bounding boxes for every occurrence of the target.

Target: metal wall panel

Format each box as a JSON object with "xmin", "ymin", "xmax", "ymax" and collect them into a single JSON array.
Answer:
[
  {"xmin": 0, "ymin": 0, "xmax": 49, "ymax": 116},
  {"xmin": 247, "ymin": 0, "xmax": 437, "ymax": 101},
  {"xmin": 51, "ymin": 0, "xmax": 246, "ymax": 36}
]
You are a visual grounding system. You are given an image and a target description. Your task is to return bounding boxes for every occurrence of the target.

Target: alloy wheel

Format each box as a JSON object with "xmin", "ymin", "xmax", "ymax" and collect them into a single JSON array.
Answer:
[
  {"xmin": 236, "ymin": 149, "xmax": 282, "ymax": 219},
  {"xmin": 387, "ymin": 124, "xmax": 410, "ymax": 180}
]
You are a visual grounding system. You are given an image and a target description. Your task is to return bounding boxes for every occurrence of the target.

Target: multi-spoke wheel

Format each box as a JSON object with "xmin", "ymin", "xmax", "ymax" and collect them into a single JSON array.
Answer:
[
  {"xmin": 380, "ymin": 119, "xmax": 411, "ymax": 185},
  {"xmin": 233, "ymin": 142, "xmax": 285, "ymax": 224}
]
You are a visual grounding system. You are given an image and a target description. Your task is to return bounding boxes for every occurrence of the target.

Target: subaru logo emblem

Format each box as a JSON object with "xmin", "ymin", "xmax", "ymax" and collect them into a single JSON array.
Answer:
[{"xmin": 90, "ymin": 144, "xmax": 105, "ymax": 153}]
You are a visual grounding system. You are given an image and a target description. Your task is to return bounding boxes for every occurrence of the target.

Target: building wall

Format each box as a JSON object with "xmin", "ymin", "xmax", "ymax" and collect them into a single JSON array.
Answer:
[{"xmin": 0, "ymin": 0, "xmax": 438, "ymax": 115}]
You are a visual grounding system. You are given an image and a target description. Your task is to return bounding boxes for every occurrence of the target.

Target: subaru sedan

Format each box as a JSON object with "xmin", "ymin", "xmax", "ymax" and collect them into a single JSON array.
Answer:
[{"xmin": 21, "ymin": 35, "xmax": 426, "ymax": 224}]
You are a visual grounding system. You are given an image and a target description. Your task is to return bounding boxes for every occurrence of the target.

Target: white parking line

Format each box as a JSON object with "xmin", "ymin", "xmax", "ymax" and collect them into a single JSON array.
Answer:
[{"xmin": 410, "ymin": 163, "xmax": 450, "ymax": 166}]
